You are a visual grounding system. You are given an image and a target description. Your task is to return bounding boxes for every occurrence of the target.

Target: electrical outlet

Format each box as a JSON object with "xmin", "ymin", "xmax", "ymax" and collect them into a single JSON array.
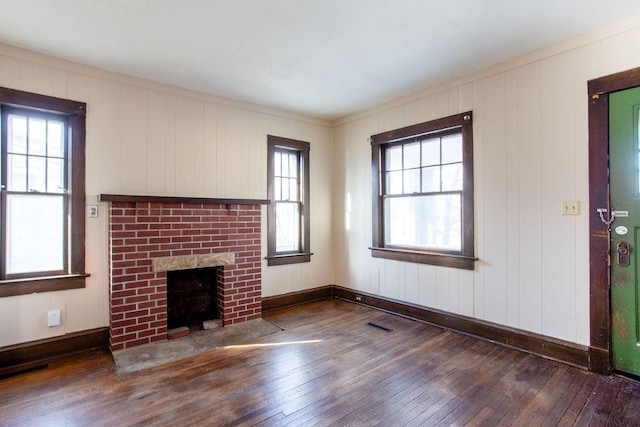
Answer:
[
  {"xmin": 562, "ymin": 201, "xmax": 580, "ymax": 215},
  {"xmin": 88, "ymin": 205, "xmax": 99, "ymax": 218}
]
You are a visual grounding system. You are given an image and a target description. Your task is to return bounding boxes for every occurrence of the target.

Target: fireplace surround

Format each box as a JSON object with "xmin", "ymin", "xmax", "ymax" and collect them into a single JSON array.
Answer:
[{"xmin": 101, "ymin": 194, "xmax": 268, "ymax": 351}]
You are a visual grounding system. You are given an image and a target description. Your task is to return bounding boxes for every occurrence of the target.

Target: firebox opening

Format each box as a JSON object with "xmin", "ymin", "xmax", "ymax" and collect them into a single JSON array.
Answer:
[{"xmin": 167, "ymin": 267, "xmax": 219, "ymax": 330}]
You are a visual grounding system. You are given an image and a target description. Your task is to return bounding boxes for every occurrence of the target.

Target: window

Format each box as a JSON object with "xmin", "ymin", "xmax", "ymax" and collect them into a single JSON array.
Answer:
[
  {"xmin": 371, "ymin": 111, "xmax": 475, "ymax": 270},
  {"xmin": 267, "ymin": 135, "xmax": 311, "ymax": 266},
  {"xmin": 0, "ymin": 87, "xmax": 86, "ymax": 296}
]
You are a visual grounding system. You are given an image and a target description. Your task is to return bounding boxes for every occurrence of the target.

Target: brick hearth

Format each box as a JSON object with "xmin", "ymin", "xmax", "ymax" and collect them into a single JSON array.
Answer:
[{"xmin": 107, "ymin": 201, "xmax": 262, "ymax": 351}]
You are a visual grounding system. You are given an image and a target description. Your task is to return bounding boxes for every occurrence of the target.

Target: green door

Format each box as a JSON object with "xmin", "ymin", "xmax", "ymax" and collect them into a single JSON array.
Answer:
[{"xmin": 610, "ymin": 86, "xmax": 640, "ymax": 376}]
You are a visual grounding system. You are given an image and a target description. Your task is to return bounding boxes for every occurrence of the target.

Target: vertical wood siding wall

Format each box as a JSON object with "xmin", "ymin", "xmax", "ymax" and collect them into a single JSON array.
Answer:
[
  {"xmin": 332, "ymin": 22, "xmax": 640, "ymax": 346},
  {"xmin": 2, "ymin": 17, "xmax": 640, "ymax": 349},
  {"xmin": 0, "ymin": 44, "xmax": 333, "ymax": 348}
]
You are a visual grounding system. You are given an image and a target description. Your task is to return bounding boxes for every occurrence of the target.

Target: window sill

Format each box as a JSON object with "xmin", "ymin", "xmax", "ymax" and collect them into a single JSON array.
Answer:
[
  {"xmin": 266, "ymin": 253, "xmax": 313, "ymax": 266},
  {"xmin": 370, "ymin": 247, "xmax": 477, "ymax": 270},
  {"xmin": 0, "ymin": 274, "xmax": 89, "ymax": 297}
]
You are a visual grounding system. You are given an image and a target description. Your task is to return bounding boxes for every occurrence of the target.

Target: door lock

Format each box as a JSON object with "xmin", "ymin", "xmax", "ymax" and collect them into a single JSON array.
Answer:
[{"xmin": 617, "ymin": 241, "xmax": 631, "ymax": 267}]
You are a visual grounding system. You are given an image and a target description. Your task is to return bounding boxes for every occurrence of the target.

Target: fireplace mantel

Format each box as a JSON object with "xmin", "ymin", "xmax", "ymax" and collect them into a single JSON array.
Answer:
[{"xmin": 99, "ymin": 193, "xmax": 270, "ymax": 205}]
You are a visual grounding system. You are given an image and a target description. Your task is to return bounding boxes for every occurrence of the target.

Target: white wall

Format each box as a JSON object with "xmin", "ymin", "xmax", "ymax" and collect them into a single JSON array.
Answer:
[
  {"xmin": 332, "ymin": 17, "xmax": 640, "ymax": 346},
  {"xmin": 0, "ymin": 44, "xmax": 334, "ymax": 347}
]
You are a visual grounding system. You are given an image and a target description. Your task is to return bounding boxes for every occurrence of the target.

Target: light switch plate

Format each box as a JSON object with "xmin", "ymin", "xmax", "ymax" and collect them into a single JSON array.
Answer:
[{"xmin": 562, "ymin": 201, "xmax": 580, "ymax": 215}]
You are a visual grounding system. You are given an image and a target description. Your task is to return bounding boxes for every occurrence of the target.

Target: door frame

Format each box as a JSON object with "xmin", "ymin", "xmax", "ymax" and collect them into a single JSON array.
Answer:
[{"xmin": 588, "ymin": 66, "xmax": 640, "ymax": 374}]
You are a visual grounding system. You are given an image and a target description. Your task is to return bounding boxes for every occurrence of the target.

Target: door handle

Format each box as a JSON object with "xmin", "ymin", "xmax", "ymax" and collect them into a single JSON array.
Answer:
[{"xmin": 617, "ymin": 241, "xmax": 631, "ymax": 267}]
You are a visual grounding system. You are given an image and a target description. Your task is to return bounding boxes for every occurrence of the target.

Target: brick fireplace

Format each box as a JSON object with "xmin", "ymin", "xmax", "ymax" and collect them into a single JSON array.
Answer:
[{"xmin": 102, "ymin": 195, "xmax": 267, "ymax": 351}]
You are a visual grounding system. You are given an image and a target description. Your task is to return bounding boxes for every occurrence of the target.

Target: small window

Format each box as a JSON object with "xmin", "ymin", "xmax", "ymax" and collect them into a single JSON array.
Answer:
[
  {"xmin": 0, "ymin": 87, "xmax": 87, "ymax": 296},
  {"xmin": 371, "ymin": 111, "xmax": 475, "ymax": 270},
  {"xmin": 266, "ymin": 135, "xmax": 311, "ymax": 266}
]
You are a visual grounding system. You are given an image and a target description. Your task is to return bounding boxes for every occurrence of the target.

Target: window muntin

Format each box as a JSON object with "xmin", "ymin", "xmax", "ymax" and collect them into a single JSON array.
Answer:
[
  {"xmin": 267, "ymin": 135, "xmax": 311, "ymax": 266},
  {"xmin": 0, "ymin": 87, "xmax": 86, "ymax": 296},
  {"xmin": 371, "ymin": 111, "xmax": 475, "ymax": 270}
]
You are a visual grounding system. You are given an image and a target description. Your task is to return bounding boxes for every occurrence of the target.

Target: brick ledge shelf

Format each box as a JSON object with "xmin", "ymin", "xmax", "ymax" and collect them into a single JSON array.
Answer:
[{"xmin": 105, "ymin": 197, "xmax": 264, "ymax": 351}]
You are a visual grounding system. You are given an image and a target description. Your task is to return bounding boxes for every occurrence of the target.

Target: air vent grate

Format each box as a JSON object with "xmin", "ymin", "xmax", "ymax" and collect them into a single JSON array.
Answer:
[{"xmin": 367, "ymin": 322, "xmax": 393, "ymax": 332}]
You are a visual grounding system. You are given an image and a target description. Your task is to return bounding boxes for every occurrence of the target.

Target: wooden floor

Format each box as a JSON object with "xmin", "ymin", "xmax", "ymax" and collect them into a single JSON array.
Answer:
[{"xmin": 1, "ymin": 299, "xmax": 639, "ymax": 426}]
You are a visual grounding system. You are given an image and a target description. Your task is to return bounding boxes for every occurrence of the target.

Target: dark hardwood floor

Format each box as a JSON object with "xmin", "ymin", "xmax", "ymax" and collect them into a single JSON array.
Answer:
[{"xmin": 1, "ymin": 299, "xmax": 638, "ymax": 426}]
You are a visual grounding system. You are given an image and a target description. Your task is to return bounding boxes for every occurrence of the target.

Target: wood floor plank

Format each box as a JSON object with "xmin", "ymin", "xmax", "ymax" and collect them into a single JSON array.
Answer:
[
  {"xmin": 558, "ymin": 371, "xmax": 601, "ymax": 425},
  {"xmin": 487, "ymin": 357, "xmax": 560, "ymax": 426},
  {"xmin": 606, "ymin": 379, "xmax": 637, "ymax": 426},
  {"xmin": 510, "ymin": 363, "xmax": 571, "ymax": 425},
  {"xmin": 1, "ymin": 299, "xmax": 639, "ymax": 426},
  {"xmin": 309, "ymin": 333, "xmax": 474, "ymax": 425},
  {"xmin": 620, "ymin": 380, "xmax": 640, "ymax": 423},
  {"xmin": 573, "ymin": 375, "xmax": 623, "ymax": 425},
  {"xmin": 541, "ymin": 368, "xmax": 587, "ymax": 426}
]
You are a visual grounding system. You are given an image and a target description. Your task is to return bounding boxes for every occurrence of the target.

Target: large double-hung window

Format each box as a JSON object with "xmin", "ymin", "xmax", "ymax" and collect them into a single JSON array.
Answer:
[
  {"xmin": 0, "ymin": 87, "xmax": 86, "ymax": 296},
  {"xmin": 3, "ymin": 108, "xmax": 68, "ymax": 276},
  {"xmin": 371, "ymin": 111, "xmax": 475, "ymax": 270}
]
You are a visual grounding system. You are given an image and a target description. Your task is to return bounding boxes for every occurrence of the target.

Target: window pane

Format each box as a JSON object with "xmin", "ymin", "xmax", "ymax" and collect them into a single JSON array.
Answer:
[
  {"xmin": 289, "ymin": 153, "xmax": 298, "ymax": 179},
  {"xmin": 442, "ymin": 134, "xmax": 462, "ymax": 164},
  {"xmin": 7, "ymin": 154, "xmax": 27, "ymax": 191},
  {"xmin": 403, "ymin": 169, "xmax": 420, "ymax": 193},
  {"xmin": 384, "ymin": 194, "xmax": 461, "ymax": 251},
  {"xmin": 386, "ymin": 145, "xmax": 403, "ymax": 171},
  {"xmin": 48, "ymin": 121, "xmax": 64, "ymax": 157},
  {"xmin": 404, "ymin": 142, "xmax": 421, "ymax": 169},
  {"xmin": 289, "ymin": 177, "xmax": 298, "ymax": 201},
  {"xmin": 6, "ymin": 194, "xmax": 65, "ymax": 274},
  {"xmin": 48, "ymin": 158, "xmax": 65, "ymax": 193},
  {"xmin": 421, "ymin": 138, "xmax": 440, "ymax": 166},
  {"xmin": 281, "ymin": 152, "xmax": 290, "ymax": 177},
  {"xmin": 386, "ymin": 171, "xmax": 403, "ymax": 194},
  {"xmin": 8, "ymin": 115, "xmax": 27, "ymax": 154},
  {"xmin": 275, "ymin": 177, "xmax": 283, "ymax": 201},
  {"xmin": 283, "ymin": 177, "xmax": 292, "ymax": 200},
  {"xmin": 29, "ymin": 118, "xmax": 47, "ymax": 155},
  {"xmin": 276, "ymin": 201, "xmax": 300, "ymax": 252},
  {"xmin": 441, "ymin": 163, "xmax": 463, "ymax": 191},
  {"xmin": 421, "ymin": 166, "xmax": 440, "ymax": 192},
  {"xmin": 274, "ymin": 152, "xmax": 282, "ymax": 177},
  {"xmin": 28, "ymin": 156, "xmax": 47, "ymax": 192}
]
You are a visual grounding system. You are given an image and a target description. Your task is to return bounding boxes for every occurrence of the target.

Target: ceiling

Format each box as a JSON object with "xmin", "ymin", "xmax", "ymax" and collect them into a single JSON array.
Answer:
[{"xmin": 1, "ymin": 1, "xmax": 640, "ymax": 121}]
